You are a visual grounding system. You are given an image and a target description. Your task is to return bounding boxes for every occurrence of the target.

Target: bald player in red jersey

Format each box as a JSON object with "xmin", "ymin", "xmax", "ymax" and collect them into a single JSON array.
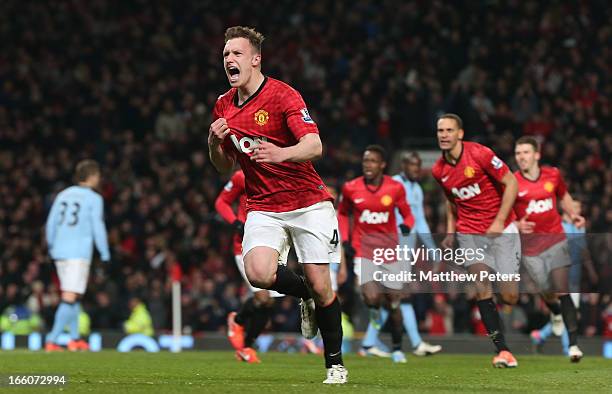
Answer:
[
  {"xmin": 338, "ymin": 145, "xmax": 415, "ymax": 363},
  {"xmin": 215, "ymin": 170, "xmax": 285, "ymax": 364},
  {"xmin": 432, "ymin": 114, "xmax": 520, "ymax": 368},
  {"xmin": 208, "ymin": 26, "xmax": 346, "ymax": 384},
  {"xmin": 513, "ymin": 136, "xmax": 585, "ymax": 362}
]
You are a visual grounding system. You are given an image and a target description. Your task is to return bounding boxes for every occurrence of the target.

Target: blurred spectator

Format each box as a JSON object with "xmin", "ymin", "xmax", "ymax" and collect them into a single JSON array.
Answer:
[
  {"xmin": 0, "ymin": 305, "xmax": 43, "ymax": 334},
  {"xmin": 424, "ymin": 294, "xmax": 454, "ymax": 335},
  {"xmin": 124, "ymin": 297, "xmax": 154, "ymax": 337}
]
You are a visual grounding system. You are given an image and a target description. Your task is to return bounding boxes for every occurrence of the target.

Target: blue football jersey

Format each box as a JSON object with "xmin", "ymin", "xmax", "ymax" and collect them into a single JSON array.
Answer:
[{"xmin": 45, "ymin": 185, "xmax": 110, "ymax": 261}]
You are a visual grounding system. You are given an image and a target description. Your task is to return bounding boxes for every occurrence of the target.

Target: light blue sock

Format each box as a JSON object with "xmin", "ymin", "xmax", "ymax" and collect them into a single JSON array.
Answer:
[
  {"xmin": 539, "ymin": 322, "xmax": 553, "ymax": 341},
  {"xmin": 400, "ymin": 303, "xmax": 422, "ymax": 348},
  {"xmin": 46, "ymin": 302, "xmax": 73, "ymax": 344},
  {"xmin": 69, "ymin": 303, "xmax": 81, "ymax": 340},
  {"xmin": 362, "ymin": 308, "xmax": 388, "ymax": 348},
  {"xmin": 561, "ymin": 329, "xmax": 569, "ymax": 355}
]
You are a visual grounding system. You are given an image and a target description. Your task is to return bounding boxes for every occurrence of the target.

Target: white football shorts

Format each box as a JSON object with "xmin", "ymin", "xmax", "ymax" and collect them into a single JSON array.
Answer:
[
  {"xmin": 242, "ymin": 201, "xmax": 340, "ymax": 264},
  {"xmin": 54, "ymin": 259, "xmax": 91, "ymax": 294}
]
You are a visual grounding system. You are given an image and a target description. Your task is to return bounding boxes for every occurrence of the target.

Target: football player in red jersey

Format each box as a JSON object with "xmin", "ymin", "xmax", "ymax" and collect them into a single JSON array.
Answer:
[
  {"xmin": 514, "ymin": 136, "xmax": 585, "ymax": 362},
  {"xmin": 432, "ymin": 114, "xmax": 520, "ymax": 368},
  {"xmin": 208, "ymin": 26, "xmax": 346, "ymax": 384},
  {"xmin": 215, "ymin": 169, "xmax": 286, "ymax": 364},
  {"xmin": 338, "ymin": 145, "xmax": 415, "ymax": 363}
]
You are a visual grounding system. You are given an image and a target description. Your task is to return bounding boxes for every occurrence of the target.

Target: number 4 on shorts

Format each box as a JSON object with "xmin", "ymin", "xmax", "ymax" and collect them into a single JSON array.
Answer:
[{"xmin": 330, "ymin": 229, "xmax": 339, "ymax": 246}]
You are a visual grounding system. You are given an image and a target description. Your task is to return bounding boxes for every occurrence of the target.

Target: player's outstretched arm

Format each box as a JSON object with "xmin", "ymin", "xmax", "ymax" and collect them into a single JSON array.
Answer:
[
  {"xmin": 396, "ymin": 187, "xmax": 415, "ymax": 230},
  {"xmin": 214, "ymin": 191, "xmax": 238, "ymax": 224},
  {"xmin": 251, "ymin": 133, "xmax": 322, "ymax": 163},
  {"xmin": 560, "ymin": 192, "xmax": 585, "ymax": 228},
  {"xmin": 215, "ymin": 172, "xmax": 244, "ymax": 224},
  {"xmin": 486, "ymin": 172, "xmax": 518, "ymax": 235},
  {"xmin": 208, "ymin": 118, "xmax": 235, "ymax": 174}
]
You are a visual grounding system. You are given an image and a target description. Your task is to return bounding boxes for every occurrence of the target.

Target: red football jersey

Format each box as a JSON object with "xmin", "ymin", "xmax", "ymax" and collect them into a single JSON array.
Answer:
[
  {"xmin": 432, "ymin": 141, "xmax": 515, "ymax": 234},
  {"xmin": 213, "ymin": 77, "xmax": 332, "ymax": 213},
  {"xmin": 338, "ymin": 175, "xmax": 415, "ymax": 258},
  {"xmin": 215, "ymin": 170, "xmax": 247, "ymax": 255},
  {"xmin": 514, "ymin": 166, "xmax": 567, "ymax": 256}
]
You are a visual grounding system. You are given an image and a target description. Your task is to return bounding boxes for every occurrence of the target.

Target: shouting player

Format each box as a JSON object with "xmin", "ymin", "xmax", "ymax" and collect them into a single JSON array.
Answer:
[
  {"xmin": 513, "ymin": 136, "xmax": 584, "ymax": 362},
  {"xmin": 208, "ymin": 26, "xmax": 346, "ymax": 384},
  {"xmin": 215, "ymin": 169, "xmax": 285, "ymax": 363},
  {"xmin": 432, "ymin": 114, "xmax": 521, "ymax": 368},
  {"xmin": 338, "ymin": 145, "xmax": 415, "ymax": 363},
  {"xmin": 45, "ymin": 160, "xmax": 110, "ymax": 352}
]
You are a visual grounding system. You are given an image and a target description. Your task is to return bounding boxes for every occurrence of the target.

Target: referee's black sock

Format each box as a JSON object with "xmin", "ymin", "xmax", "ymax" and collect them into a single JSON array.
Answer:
[
  {"xmin": 315, "ymin": 295, "xmax": 343, "ymax": 368},
  {"xmin": 244, "ymin": 304, "xmax": 273, "ymax": 348},
  {"xmin": 269, "ymin": 265, "xmax": 311, "ymax": 300},
  {"xmin": 544, "ymin": 299, "xmax": 562, "ymax": 315},
  {"xmin": 560, "ymin": 295, "xmax": 579, "ymax": 346},
  {"xmin": 477, "ymin": 298, "xmax": 510, "ymax": 352},
  {"xmin": 235, "ymin": 297, "xmax": 255, "ymax": 326}
]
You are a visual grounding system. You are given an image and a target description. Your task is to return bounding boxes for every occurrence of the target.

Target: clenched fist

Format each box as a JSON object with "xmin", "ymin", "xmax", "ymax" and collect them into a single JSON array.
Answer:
[{"xmin": 208, "ymin": 118, "xmax": 230, "ymax": 147}]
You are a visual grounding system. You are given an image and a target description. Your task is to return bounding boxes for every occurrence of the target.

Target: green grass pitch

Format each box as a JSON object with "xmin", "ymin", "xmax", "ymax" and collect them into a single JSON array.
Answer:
[{"xmin": 2, "ymin": 351, "xmax": 611, "ymax": 393}]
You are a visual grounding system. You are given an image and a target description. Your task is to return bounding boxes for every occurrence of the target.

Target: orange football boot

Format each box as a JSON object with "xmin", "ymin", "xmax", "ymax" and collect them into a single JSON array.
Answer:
[
  {"xmin": 235, "ymin": 347, "xmax": 261, "ymax": 364},
  {"xmin": 492, "ymin": 350, "xmax": 518, "ymax": 368}
]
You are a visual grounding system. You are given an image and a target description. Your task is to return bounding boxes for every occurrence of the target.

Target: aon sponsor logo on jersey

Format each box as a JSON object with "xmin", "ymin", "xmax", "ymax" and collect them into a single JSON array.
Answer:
[
  {"xmin": 451, "ymin": 183, "xmax": 481, "ymax": 200},
  {"xmin": 526, "ymin": 198, "xmax": 553, "ymax": 214},
  {"xmin": 359, "ymin": 210, "xmax": 390, "ymax": 224},
  {"xmin": 230, "ymin": 135, "xmax": 268, "ymax": 154}
]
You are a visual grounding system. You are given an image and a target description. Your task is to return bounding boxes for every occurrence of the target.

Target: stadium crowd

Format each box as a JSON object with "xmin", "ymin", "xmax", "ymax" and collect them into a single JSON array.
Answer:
[{"xmin": 1, "ymin": 0, "xmax": 610, "ymax": 339}]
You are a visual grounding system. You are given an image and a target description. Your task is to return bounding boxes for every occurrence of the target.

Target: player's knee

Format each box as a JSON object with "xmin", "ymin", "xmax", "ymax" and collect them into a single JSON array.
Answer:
[
  {"xmin": 501, "ymin": 292, "xmax": 519, "ymax": 305},
  {"xmin": 309, "ymin": 279, "xmax": 333, "ymax": 306},
  {"xmin": 61, "ymin": 292, "xmax": 78, "ymax": 303},
  {"xmin": 244, "ymin": 262, "xmax": 274, "ymax": 289},
  {"xmin": 362, "ymin": 291, "xmax": 380, "ymax": 308}
]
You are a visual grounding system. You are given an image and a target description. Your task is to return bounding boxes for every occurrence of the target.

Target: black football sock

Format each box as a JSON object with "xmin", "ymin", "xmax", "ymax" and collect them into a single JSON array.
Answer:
[
  {"xmin": 315, "ymin": 296, "xmax": 343, "ymax": 368},
  {"xmin": 244, "ymin": 304, "xmax": 273, "ymax": 348},
  {"xmin": 389, "ymin": 306, "xmax": 403, "ymax": 352},
  {"xmin": 544, "ymin": 299, "xmax": 562, "ymax": 315},
  {"xmin": 477, "ymin": 298, "xmax": 509, "ymax": 352},
  {"xmin": 560, "ymin": 295, "xmax": 579, "ymax": 346},
  {"xmin": 235, "ymin": 297, "xmax": 255, "ymax": 326},
  {"xmin": 269, "ymin": 265, "xmax": 311, "ymax": 300}
]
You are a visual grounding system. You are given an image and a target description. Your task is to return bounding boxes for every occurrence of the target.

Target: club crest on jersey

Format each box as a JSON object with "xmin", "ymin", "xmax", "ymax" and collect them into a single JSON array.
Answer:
[
  {"xmin": 544, "ymin": 181, "xmax": 554, "ymax": 193},
  {"xmin": 254, "ymin": 109, "xmax": 269, "ymax": 126},
  {"xmin": 464, "ymin": 166, "xmax": 475, "ymax": 178},
  {"xmin": 230, "ymin": 134, "xmax": 268, "ymax": 154},
  {"xmin": 452, "ymin": 183, "xmax": 481, "ymax": 200},
  {"xmin": 359, "ymin": 210, "xmax": 389, "ymax": 224},
  {"xmin": 301, "ymin": 108, "xmax": 314, "ymax": 124},
  {"xmin": 526, "ymin": 198, "xmax": 553, "ymax": 214},
  {"xmin": 380, "ymin": 195, "xmax": 393, "ymax": 206}
]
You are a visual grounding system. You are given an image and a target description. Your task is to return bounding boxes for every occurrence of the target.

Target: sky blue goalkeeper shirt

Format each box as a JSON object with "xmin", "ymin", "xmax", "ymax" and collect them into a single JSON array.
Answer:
[
  {"xmin": 45, "ymin": 185, "xmax": 110, "ymax": 262},
  {"xmin": 393, "ymin": 173, "xmax": 437, "ymax": 251}
]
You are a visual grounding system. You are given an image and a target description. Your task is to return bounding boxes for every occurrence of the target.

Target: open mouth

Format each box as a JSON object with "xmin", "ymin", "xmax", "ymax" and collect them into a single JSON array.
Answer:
[{"xmin": 227, "ymin": 66, "xmax": 240, "ymax": 83}]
